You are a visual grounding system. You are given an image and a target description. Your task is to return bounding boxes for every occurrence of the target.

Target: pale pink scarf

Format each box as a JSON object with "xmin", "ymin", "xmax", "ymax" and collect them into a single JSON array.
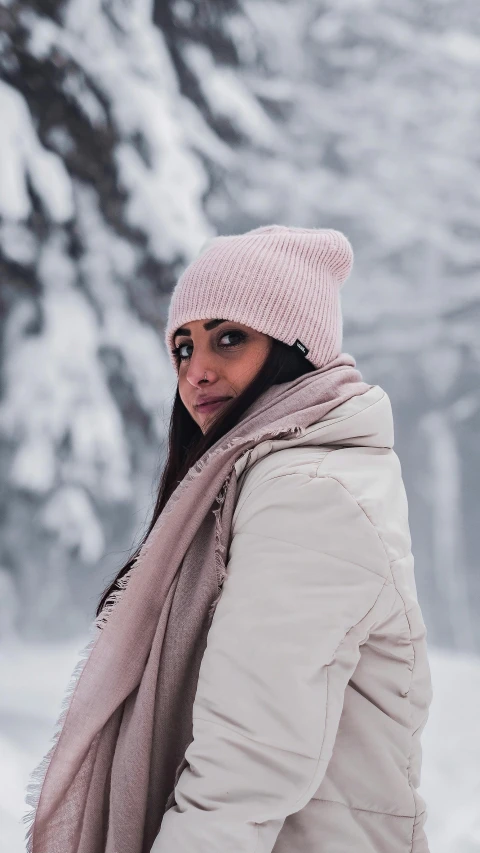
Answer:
[{"xmin": 24, "ymin": 354, "xmax": 371, "ymax": 853}]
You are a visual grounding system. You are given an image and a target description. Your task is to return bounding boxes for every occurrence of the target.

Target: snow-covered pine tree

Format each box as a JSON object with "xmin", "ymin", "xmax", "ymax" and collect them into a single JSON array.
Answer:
[{"xmin": 0, "ymin": 0, "xmax": 479, "ymax": 649}]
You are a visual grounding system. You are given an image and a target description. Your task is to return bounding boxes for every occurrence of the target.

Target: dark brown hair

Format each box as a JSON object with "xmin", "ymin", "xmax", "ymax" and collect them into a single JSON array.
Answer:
[{"xmin": 96, "ymin": 337, "xmax": 315, "ymax": 616}]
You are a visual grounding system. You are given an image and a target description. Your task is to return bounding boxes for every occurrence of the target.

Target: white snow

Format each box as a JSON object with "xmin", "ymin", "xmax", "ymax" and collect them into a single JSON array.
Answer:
[
  {"xmin": 442, "ymin": 31, "xmax": 480, "ymax": 66},
  {"xmin": 41, "ymin": 486, "xmax": 105, "ymax": 564},
  {"xmin": 419, "ymin": 412, "xmax": 474, "ymax": 651},
  {"xmin": 0, "ymin": 636, "xmax": 89, "ymax": 852},
  {"xmin": 0, "ymin": 640, "xmax": 478, "ymax": 852},
  {"xmin": 0, "ymin": 222, "xmax": 37, "ymax": 266},
  {"xmin": 0, "ymin": 0, "xmax": 479, "ymax": 717},
  {"xmin": 421, "ymin": 650, "xmax": 480, "ymax": 850},
  {"xmin": 183, "ymin": 43, "xmax": 280, "ymax": 148},
  {"xmin": 74, "ymin": 185, "xmax": 176, "ymax": 434},
  {"xmin": 59, "ymin": 0, "xmax": 213, "ymax": 261},
  {"xmin": 0, "ymin": 81, "xmax": 74, "ymax": 222},
  {"xmin": 0, "ymin": 235, "xmax": 132, "ymax": 501}
]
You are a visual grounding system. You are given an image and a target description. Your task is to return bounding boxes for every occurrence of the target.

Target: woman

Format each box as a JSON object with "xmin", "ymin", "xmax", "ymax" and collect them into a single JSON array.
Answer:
[{"xmin": 25, "ymin": 225, "xmax": 432, "ymax": 853}]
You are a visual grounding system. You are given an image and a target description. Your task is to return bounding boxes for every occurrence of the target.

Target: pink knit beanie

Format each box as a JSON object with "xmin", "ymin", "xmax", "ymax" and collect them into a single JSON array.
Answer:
[{"xmin": 165, "ymin": 224, "xmax": 354, "ymax": 371}]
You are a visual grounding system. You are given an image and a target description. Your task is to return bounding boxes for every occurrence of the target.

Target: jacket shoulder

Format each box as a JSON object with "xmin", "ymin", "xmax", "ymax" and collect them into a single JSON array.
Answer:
[
  {"xmin": 318, "ymin": 447, "xmax": 411, "ymax": 566},
  {"xmin": 235, "ymin": 444, "xmax": 410, "ymax": 568}
]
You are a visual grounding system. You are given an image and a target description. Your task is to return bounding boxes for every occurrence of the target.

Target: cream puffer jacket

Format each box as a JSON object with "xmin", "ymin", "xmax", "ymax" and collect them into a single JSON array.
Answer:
[{"xmin": 152, "ymin": 384, "xmax": 433, "ymax": 853}]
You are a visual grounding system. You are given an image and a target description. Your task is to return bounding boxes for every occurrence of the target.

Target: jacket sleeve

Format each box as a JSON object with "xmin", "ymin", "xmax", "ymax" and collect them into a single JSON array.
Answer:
[{"xmin": 150, "ymin": 471, "xmax": 394, "ymax": 853}]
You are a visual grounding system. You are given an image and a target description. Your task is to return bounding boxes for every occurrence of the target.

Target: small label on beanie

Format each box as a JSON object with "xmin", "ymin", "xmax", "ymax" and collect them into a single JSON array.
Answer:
[{"xmin": 293, "ymin": 339, "xmax": 309, "ymax": 356}]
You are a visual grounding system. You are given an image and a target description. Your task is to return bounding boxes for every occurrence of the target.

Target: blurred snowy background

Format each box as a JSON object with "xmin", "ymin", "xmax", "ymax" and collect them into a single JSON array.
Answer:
[{"xmin": 0, "ymin": 0, "xmax": 479, "ymax": 849}]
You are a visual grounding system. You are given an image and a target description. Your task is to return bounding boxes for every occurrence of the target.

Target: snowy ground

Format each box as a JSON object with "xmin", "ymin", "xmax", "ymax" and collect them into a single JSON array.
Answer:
[{"xmin": 1, "ymin": 637, "xmax": 479, "ymax": 852}]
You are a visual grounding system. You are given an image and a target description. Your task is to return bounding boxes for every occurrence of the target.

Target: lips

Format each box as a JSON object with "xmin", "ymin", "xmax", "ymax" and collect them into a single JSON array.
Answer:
[{"xmin": 195, "ymin": 396, "xmax": 232, "ymax": 410}]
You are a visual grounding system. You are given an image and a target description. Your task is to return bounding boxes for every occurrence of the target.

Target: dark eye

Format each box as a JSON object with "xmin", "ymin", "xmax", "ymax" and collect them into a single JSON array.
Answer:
[
  {"xmin": 171, "ymin": 329, "xmax": 246, "ymax": 362},
  {"xmin": 172, "ymin": 342, "xmax": 192, "ymax": 361},
  {"xmin": 218, "ymin": 330, "xmax": 246, "ymax": 348}
]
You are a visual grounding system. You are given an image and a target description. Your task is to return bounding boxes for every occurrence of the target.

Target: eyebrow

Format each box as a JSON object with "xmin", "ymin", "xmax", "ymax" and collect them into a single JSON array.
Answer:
[{"xmin": 173, "ymin": 319, "xmax": 228, "ymax": 340}]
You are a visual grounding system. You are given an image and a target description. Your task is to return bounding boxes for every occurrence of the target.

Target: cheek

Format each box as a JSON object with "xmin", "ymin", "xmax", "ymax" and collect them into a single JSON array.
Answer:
[
  {"xmin": 177, "ymin": 375, "xmax": 191, "ymax": 407},
  {"xmin": 229, "ymin": 341, "xmax": 269, "ymax": 387}
]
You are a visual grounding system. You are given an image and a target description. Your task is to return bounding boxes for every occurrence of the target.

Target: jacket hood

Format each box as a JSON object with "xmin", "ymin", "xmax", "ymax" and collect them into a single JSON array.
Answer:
[{"xmin": 234, "ymin": 384, "xmax": 393, "ymax": 481}]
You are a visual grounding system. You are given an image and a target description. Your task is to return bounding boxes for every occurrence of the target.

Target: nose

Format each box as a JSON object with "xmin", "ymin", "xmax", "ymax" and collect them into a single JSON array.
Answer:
[{"xmin": 185, "ymin": 351, "xmax": 217, "ymax": 387}]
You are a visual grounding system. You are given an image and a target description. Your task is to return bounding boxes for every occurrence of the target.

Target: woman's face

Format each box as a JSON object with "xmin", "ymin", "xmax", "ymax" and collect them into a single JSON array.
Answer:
[{"xmin": 173, "ymin": 318, "xmax": 272, "ymax": 433}]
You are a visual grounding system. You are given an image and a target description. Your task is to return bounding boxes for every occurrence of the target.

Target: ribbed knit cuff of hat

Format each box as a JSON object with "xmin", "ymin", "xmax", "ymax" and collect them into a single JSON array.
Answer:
[{"xmin": 165, "ymin": 224, "xmax": 354, "ymax": 371}]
